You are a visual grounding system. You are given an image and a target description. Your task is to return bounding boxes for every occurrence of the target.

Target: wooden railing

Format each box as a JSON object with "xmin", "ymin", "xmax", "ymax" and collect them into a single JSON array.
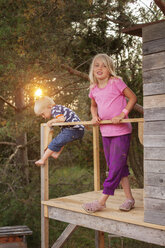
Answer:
[{"xmin": 40, "ymin": 117, "xmax": 144, "ymax": 248}]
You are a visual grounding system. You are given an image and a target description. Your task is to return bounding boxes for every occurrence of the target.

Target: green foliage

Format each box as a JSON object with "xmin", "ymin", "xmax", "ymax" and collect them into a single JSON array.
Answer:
[{"xmin": 0, "ymin": 0, "xmax": 164, "ymax": 247}]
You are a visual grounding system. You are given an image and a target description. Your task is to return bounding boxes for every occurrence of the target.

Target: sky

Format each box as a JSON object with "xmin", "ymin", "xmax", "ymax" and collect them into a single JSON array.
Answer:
[{"xmin": 139, "ymin": 0, "xmax": 153, "ymax": 7}]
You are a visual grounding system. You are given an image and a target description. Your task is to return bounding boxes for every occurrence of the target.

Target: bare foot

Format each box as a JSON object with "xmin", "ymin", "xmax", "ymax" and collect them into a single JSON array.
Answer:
[
  {"xmin": 51, "ymin": 151, "xmax": 61, "ymax": 159},
  {"xmin": 51, "ymin": 147, "xmax": 64, "ymax": 159},
  {"xmin": 35, "ymin": 159, "xmax": 45, "ymax": 167}
]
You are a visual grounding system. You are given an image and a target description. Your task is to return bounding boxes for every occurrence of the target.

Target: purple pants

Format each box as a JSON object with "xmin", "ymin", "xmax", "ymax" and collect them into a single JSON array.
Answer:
[{"xmin": 102, "ymin": 134, "xmax": 131, "ymax": 195}]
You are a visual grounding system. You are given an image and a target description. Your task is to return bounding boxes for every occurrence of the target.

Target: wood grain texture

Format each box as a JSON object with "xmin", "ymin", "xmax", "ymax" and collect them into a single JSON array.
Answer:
[
  {"xmin": 144, "ymin": 121, "xmax": 165, "ymax": 135},
  {"xmin": 144, "ymin": 107, "xmax": 165, "ymax": 121},
  {"xmin": 51, "ymin": 224, "xmax": 77, "ymax": 248},
  {"xmin": 144, "ymin": 210, "xmax": 165, "ymax": 226},
  {"xmin": 144, "ymin": 94, "xmax": 165, "ymax": 109},
  {"xmin": 143, "ymin": 38, "xmax": 165, "ymax": 55},
  {"xmin": 143, "ymin": 135, "xmax": 165, "ymax": 147},
  {"xmin": 144, "ymin": 186, "xmax": 165, "ymax": 200},
  {"xmin": 42, "ymin": 189, "xmax": 165, "ymax": 230},
  {"xmin": 144, "ymin": 197, "xmax": 165, "ymax": 212},
  {"xmin": 143, "ymin": 52, "xmax": 165, "ymax": 71},
  {"xmin": 144, "ymin": 172, "xmax": 165, "ymax": 187},
  {"xmin": 142, "ymin": 21, "xmax": 165, "ymax": 42},
  {"xmin": 144, "ymin": 147, "xmax": 165, "ymax": 160},
  {"xmin": 144, "ymin": 160, "xmax": 165, "ymax": 173},
  {"xmin": 48, "ymin": 206, "xmax": 165, "ymax": 245},
  {"xmin": 143, "ymin": 82, "xmax": 165, "ymax": 96},
  {"xmin": 143, "ymin": 67, "xmax": 165, "ymax": 85},
  {"xmin": 93, "ymin": 126, "xmax": 100, "ymax": 191}
]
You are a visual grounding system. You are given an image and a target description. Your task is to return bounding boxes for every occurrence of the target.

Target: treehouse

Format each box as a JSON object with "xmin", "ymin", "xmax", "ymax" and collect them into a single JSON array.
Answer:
[{"xmin": 39, "ymin": 20, "xmax": 165, "ymax": 248}]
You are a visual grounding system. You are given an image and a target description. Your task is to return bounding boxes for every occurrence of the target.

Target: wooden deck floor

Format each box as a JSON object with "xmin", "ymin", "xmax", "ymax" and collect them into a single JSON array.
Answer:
[{"xmin": 42, "ymin": 189, "xmax": 165, "ymax": 246}]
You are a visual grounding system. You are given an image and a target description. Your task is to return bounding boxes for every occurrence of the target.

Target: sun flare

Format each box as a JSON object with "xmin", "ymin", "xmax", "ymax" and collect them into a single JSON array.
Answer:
[{"xmin": 35, "ymin": 88, "xmax": 42, "ymax": 97}]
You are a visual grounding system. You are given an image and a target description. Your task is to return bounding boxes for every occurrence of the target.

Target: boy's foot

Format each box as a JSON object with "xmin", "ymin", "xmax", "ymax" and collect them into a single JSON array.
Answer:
[
  {"xmin": 51, "ymin": 147, "xmax": 64, "ymax": 159},
  {"xmin": 35, "ymin": 159, "xmax": 45, "ymax": 167},
  {"xmin": 82, "ymin": 200, "xmax": 106, "ymax": 213},
  {"xmin": 119, "ymin": 199, "xmax": 135, "ymax": 211}
]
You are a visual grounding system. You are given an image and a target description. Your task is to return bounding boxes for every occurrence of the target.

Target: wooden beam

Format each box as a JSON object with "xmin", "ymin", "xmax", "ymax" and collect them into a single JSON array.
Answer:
[
  {"xmin": 41, "ymin": 125, "xmax": 53, "ymax": 248},
  {"xmin": 154, "ymin": 0, "xmax": 165, "ymax": 15},
  {"xmin": 47, "ymin": 206, "xmax": 165, "ymax": 246},
  {"xmin": 93, "ymin": 126, "xmax": 100, "ymax": 191},
  {"xmin": 51, "ymin": 224, "xmax": 77, "ymax": 248},
  {"xmin": 95, "ymin": 231, "xmax": 104, "ymax": 248},
  {"xmin": 42, "ymin": 118, "xmax": 144, "ymax": 127},
  {"xmin": 138, "ymin": 122, "xmax": 143, "ymax": 145}
]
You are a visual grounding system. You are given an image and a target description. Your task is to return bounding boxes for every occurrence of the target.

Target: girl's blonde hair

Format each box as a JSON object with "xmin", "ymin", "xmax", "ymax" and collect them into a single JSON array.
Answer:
[
  {"xmin": 34, "ymin": 96, "xmax": 55, "ymax": 116},
  {"xmin": 89, "ymin": 53, "xmax": 117, "ymax": 87}
]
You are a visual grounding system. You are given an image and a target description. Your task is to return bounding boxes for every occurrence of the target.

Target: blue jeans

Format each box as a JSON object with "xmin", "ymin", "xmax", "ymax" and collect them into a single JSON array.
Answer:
[{"xmin": 48, "ymin": 128, "xmax": 84, "ymax": 152}]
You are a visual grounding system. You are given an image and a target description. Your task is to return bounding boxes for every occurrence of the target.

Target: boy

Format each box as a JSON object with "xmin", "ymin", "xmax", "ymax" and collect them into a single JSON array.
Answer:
[{"xmin": 34, "ymin": 96, "xmax": 84, "ymax": 166}]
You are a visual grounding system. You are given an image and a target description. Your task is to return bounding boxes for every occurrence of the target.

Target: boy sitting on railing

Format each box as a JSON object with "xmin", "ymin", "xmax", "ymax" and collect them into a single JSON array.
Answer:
[{"xmin": 34, "ymin": 96, "xmax": 84, "ymax": 166}]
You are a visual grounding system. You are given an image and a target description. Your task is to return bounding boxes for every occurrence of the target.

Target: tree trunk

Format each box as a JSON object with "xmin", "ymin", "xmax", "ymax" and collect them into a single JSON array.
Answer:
[{"xmin": 15, "ymin": 87, "xmax": 29, "ymax": 184}]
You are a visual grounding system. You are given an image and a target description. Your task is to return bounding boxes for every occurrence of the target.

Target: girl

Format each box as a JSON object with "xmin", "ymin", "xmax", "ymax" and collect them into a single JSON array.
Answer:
[{"xmin": 82, "ymin": 54, "xmax": 137, "ymax": 212}]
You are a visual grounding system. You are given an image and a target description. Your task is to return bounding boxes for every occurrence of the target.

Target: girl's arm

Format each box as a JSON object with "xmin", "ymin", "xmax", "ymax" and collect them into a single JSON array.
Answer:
[
  {"xmin": 47, "ymin": 115, "xmax": 66, "ymax": 127},
  {"xmin": 91, "ymin": 99, "xmax": 101, "ymax": 124},
  {"xmin": 112, "ymin": 87, "xmax": 137, "ymax": 124}
]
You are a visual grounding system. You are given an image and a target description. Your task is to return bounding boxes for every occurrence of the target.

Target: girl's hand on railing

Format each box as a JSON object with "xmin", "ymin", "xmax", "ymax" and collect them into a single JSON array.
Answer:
[
  {"xmin": 111, "ymin": 113, "xmax": 125, "ymax": 124},
  {"xmin": 91, "ymin": 116, "xmax": 101, "ymax": 125}
]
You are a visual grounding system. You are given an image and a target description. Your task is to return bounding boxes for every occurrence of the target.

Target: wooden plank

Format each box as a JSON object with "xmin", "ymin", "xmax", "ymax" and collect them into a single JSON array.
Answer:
[
  {"xmin": 42, "ymin": 118, "xmax": 144, "ymax": 127},
  {"xmin": 138, "ymin": 122, "xmax": 143, "ymax": 145},
  {"xmin": 144, "ymin": 186, "xmax": 165, "ymax": 200},
  {"xmin": 143, "ymin": 37, "xmax": 165, "ymax": 55},
  {"xmin": 144, "ymin": 121, "xmax": 165, "ymax": 135},
  {"xmin": 41, "ymin": 125, "xmax": 53, "ymax": 248},
  {"xmin": 142, "ymin": 21, "xmax": 165, "ymax": 42},
  {"xmin": 95, "ymin": 231, "xmax": 104, "ymax": 248},
  {"xmin": 143, "ymin": 82, "xmax": 165, "ymax": 96},
  {"xmin": 143, "ymin": 135, "xmax": 165, "ymax": 147},
  {"xmin": 144, "ymin": 107, "xmax": 165, "ymax": 121},
  {"xmin": 93, "ymin": 126, "xmax": 100, "ymax": 191},
  {"xmin": 51, "ymin": 224, "xmax": 77, "ymax": 248},
  {"xmin": 144, "ymin": 147, "xmax": 165, "ymax": 160},
  {"xmin": 0, "ymin": 243, "xmax": 27, "ymax": 248},
  {"xmin": 0, "ymin": 226, "xmax": 32, "ymax": 237},
  {"xmin": 47, "ymin": 206, "xmax": 165, "ymax": 246},
  {"xmin": 144, "ymin": 172, "xmax": 165, "ymax": 187},
  {"xmin": 143, "ymin": 67, "xmax": 165, "ymax": 84},
  {"xmin": 143, "ymin": 51, "xmax": 165, "ymax": 71},
  {"xmin": 144, "ymin": 160, "xmax": 165, "ymax": 173},
  {"xmin": 144, "ymin": 210, "xmax": 165, "ymax": 226},
  {"xmin": 144, "ymin": 197, "xmax": 165, "ymax": 212},
  {"xmin": 144, "ymin": 94, "xmax": 165, "ymax": 109},
  {"xmin": 42, "ymin": 189, "xmax": 165, "ymax": 230}
]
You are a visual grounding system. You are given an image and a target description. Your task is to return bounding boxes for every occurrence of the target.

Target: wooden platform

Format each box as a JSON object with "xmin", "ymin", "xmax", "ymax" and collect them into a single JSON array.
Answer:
[{"xmin": 42, "ymin": 189, "xmax": 165, "ymax": 246}]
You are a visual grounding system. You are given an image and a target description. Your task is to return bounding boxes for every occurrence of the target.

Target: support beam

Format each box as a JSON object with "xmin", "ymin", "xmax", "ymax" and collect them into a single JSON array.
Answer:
[
  {"xmin": 41, "ymin": 125, "xmax": 53, "ymax": 248},
  {"xmin": 93, "ymin": 126, "xmax": 100, "ymax": 191},
  {"xmin": 51, "ymin": 224, "xmax": 77, "ymax": 248},
  {"xmin": 95, "ymin": 231, "xmax": 104, "ymax": 248}
]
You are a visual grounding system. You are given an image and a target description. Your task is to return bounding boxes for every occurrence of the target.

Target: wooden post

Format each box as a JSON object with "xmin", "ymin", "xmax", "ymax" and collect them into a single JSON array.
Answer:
[
  {"xmin": 93, "ymin": 126, "xmax": 100, "ymax": 191},
  {"xmin": 138, "ymin": 122, "xmax": 144, "ymax": 145},
  {"xmin": 93, "ymin": 126, "xmax": 104, "ymax": 247},
  {"xmin": 41, "ymin": 125, "xmax": 53, "ymax": 248},
  {"xmin": 95, "ymin": 231, "xmax": 105, "ymax": 248}
]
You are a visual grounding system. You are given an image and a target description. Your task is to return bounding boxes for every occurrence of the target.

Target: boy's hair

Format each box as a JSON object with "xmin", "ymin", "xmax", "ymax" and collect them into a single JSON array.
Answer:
[
  {"xmin": 34, "ymin": 96, "xmax": 55, "ymax": 116},
  {"xmin": 89, "ymin": 53, "xmax": 117, "ymax": 87}
]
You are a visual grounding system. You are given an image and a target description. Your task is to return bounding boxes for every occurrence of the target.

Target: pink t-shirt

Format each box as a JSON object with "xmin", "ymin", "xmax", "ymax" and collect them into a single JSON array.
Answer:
[{"xmin": 89, "ymin": 77, "xmax": 132, "ymax": 137}]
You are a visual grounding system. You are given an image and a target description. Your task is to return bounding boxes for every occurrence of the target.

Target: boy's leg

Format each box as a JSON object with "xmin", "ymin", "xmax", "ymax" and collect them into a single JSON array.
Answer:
[
  {"xmin": 35, "ymin": 148, "xmax": 53, "ymax": 166},
  {"xmin": 51, "ymin": 147, "xmax": 64, "ymax": 159}
]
